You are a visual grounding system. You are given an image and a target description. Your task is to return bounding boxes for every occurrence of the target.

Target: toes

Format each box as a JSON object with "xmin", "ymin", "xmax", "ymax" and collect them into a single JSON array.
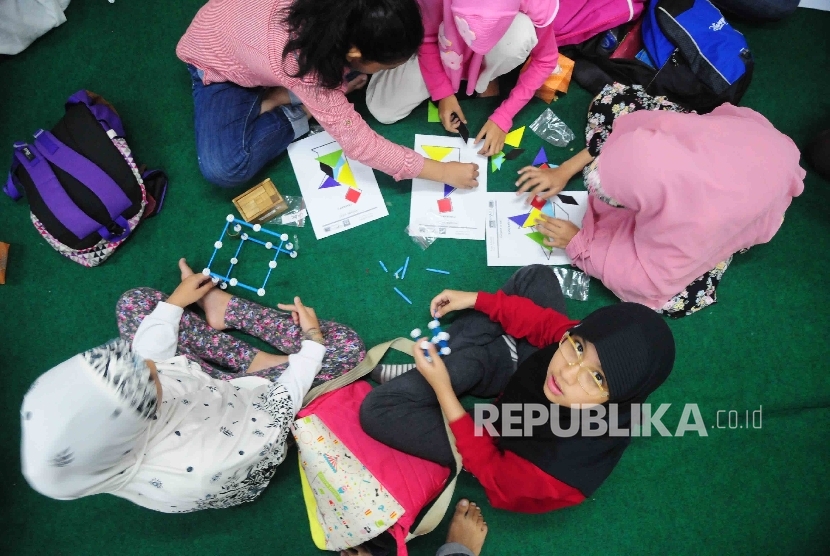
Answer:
[{"xmin": 454, "ymin": 498, "xmax": 469, "ymax": 516}]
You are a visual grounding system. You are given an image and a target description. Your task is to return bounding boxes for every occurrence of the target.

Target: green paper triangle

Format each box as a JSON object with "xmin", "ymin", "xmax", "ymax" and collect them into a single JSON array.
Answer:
[
  {"xmin": 316, "ymin": 150, "xmax": 343, "ymax": 169},
  {"xmin": 526, "ymin": 231, "xmax": 552, "ymax": 249}
]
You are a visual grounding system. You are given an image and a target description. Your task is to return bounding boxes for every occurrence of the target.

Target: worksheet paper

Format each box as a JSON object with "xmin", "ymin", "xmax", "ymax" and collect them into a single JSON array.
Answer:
[
  {"xmin": 409, "ymin": 135, "xmax": 488, "ymax": 241},
  {"xmin": 287, "ymin": 132, "xmax": 388, "ymax": 240},
  {"xmin": 485, "ymin": 191, "xmax": 589, "ymax": 266}
]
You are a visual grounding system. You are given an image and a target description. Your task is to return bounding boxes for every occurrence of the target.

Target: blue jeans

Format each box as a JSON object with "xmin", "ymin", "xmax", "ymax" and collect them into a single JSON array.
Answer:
[
  {"xmin": 186, "ymin": 64, "xmax": 309, "ymax": 188},
  {"xmin": 711, "ymin": 0, "xmax": 799, "ymax": 20}
]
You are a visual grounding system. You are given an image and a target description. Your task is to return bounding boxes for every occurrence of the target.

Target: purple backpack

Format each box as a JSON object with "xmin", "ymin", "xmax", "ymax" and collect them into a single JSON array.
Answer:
[{"xmin": 5, "ymin": 90, "xmax": 167, "ymax": 267}]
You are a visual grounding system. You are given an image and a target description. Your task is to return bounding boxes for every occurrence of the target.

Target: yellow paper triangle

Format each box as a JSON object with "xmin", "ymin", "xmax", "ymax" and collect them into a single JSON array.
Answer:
[
  {"xmin": 422, "ymin": 145, "xmax": 455, "ymax": 162},
  {"xmin": 336, "ymin": 160, "xmax": 357, "ymax": 188},
  {"xmin": 504, "ymin": 126, "xmax": 526, "ymax": 149},
  {"xmin": 525, "ymin": 207, "xmax": 544, "ymax": 227}
]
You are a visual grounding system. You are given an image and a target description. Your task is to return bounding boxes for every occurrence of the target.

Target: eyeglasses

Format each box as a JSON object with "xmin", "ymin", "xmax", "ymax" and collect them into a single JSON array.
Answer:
[{"xmin": 558, "ymin": 332, "xmax": 609, "ymax": 397}]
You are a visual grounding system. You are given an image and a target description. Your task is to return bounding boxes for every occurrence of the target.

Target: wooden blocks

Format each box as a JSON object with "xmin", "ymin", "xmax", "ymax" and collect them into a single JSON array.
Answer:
[{"xmin": 232, "ymin": 178, "xmax": 289, "ymax": 224}]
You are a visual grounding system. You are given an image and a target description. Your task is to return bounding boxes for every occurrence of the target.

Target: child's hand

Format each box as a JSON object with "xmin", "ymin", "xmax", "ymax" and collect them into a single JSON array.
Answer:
[
  {"xmin": 167, "ymin": 273, "xmax": 217, "ymax": 308},
  {"xmin": 438, "ymin": 95, "xmax": 466, "ymax": 134},
  {"xmin": 278, "ymin": 296, "xmax": 324, "ymax": 343},
  {"xmin": 442, "ymin": 161, "xmax": 479, "ymax": 189},
  {"xmin": 412, "ymin": 339, "xmax": 451, "ymax": 389},
  {"xmin": 430, "ymin": 289, "xmax": 478, "ymax": 318},
  {"xmin": 475, "ymin": 119, "xmax": 506, "ymax": 157},
  {"xmin": 535, "ymin": 216, "xmax": 580, "ymax": 249},
  {"xmin": 515, "ymin": 165, "xmax": 569, "ymax": 200}
]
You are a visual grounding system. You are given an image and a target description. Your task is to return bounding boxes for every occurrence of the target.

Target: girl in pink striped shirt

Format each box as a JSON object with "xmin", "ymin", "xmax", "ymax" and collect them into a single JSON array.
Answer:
[{"xmin": 177, "ymin": 0, "xmax": 480, "ymax": 189}]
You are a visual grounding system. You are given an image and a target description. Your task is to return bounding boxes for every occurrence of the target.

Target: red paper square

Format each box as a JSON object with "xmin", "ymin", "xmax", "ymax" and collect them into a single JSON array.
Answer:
[
  {"xmin": 345, "ymin": 187, "xmax": 361, "ymax": 203},
  {"xmin": 530, "ymin": 196, "xmax": 546, "ymax": 210},
  {"xmin": 437, "ymin": 197, "xmax": 453, "ymax": 213}
]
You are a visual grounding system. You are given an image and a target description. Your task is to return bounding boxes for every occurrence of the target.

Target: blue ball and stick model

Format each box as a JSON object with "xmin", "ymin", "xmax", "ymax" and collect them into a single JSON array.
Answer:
[
  {"xmin": 202, "ymin": 214, "xmax": 298, "ymax": 296},
  {"xmin": 411, "ymin": 318, "xmax": 451, "ymax": 360}
]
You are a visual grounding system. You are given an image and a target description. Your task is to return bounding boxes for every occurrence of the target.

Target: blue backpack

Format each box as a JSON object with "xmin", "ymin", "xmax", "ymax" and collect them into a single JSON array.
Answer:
[
  {"xmin": 641, "ymin": 0, "xmax": 753, "ymax": 112},
  {"xmin": 561, "ymin": 0, "xmax": 753, "ymax": 113}
]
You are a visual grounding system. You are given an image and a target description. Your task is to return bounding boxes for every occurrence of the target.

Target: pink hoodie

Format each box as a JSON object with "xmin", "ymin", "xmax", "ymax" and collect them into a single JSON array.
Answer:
[
  {"xmin": 417, "ymin": 0, "xmax": 644, "ymax": 132},
  {"xmin": 566, "ymin": 105, "xmax": 806, "ymax": 309}
]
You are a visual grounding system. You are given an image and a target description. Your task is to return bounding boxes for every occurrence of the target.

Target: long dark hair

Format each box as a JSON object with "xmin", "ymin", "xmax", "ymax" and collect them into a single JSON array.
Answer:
[{"xmin": 283, "ymin": 0, "xmax": 424, "ymax": 89}]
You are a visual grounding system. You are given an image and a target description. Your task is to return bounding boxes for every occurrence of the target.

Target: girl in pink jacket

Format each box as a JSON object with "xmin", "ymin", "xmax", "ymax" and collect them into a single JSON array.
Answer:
[
  {"xmin": 515, "ymin": 83, "xmax": 806, "ymax": 317},
  {"xmin": 367, "ymin": 0, "xmax": 644, "ymax": 156}
]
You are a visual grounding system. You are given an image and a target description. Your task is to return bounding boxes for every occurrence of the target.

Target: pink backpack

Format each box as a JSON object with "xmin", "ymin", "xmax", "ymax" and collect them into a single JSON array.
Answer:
[{"xmin": 293, "ymin": 339, "xmax": 460, "ymax": 555}]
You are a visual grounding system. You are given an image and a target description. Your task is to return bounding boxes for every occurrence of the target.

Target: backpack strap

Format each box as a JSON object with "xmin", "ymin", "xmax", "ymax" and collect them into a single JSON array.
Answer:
[
  {"xmin": 302, "ymin": 338, "xmax": 463, "ymax": 541},
  {"xmin": 66, "ymin": 90, "xmax": 126, "ymax": 137},
  {"xmin": 32, "ymin": 130, "xmax": 133, "ymax": 241},
  {"xmin": 5, "ymin": 142, "xmax": 27, "ymax": 200}
]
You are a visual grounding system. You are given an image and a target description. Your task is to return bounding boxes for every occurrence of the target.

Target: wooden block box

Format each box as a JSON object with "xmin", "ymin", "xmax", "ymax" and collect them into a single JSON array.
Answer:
[{"xmin": 232, "ymin": 178, "xmax": 290, "ymax": 224}]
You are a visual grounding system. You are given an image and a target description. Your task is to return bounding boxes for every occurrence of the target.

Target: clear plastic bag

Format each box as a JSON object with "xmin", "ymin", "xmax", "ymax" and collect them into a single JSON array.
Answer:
[
  {"xmin": 553, "ymin": 267, "xmax": 590, "ymax": 301},
  {"xmin": 530, "ymin": 108, "xmax": 575, "ymax": 147},
  {"xmin": 266, "ymin": 195, "xmax": 307, "ymax": 228},
  {"xmin": 405, "ymin": 225, "xmax": 437, "ymax": 250}
]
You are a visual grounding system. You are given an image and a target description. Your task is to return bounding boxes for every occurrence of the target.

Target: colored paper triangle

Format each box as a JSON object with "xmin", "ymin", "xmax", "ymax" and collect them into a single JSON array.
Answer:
[
  {"xmin": 320, "ymin": 175, "xmax": 341, "ymax": 189},
  {"xmin": 526, "ymin": 231, "xmax": 551, "ymax": 248},
  {"xmin": 504, "ymin": 126, "xmax": 525, "ymax": 148},
  {"xmin": 333, "ymin": 153, "xmax": 346, "ymax": 176},
  {"xmin": 443, "ymin": 184, "xmax": 455, "ymax": 197},
  {"xmin": 316, "ymin": 150, "xmax": 343, "ymax": 169},
  {"xmin": 533, "ymin": 147, "xmax": 548, "ymax": 166},
  {"xmin": 336, "ymin": 160, "xmax": 357, "ymax": 188},
  {"xmin": 509, "ymin": 213, "xmax": 529, "ymax": 227},
  {"xmin": 491, "ymin": 152, "xmax": 505, "ymax": 172},
  {"xmin": 423, "ymin": 145, "xmax": 455, "ymax": 162},
  {"xmin": 427, "ymin": 101, "xmax": 440, "ymax": 123},
  {"xmin": 538, "ymin": 163, "xmax": 550, "ymax": 169},
  {"xmin": 525, "ymin": 207, "xmax": 545, "ymax": 227},
  {"xmin": 541, "ymin": 200, "xmax": 556, "ymax": 217}
]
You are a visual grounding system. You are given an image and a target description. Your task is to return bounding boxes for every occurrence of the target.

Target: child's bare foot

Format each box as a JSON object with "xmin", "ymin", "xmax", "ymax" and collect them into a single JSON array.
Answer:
[
  {"xmin": 178, "ymin": 258, "xmax": 231, "ymax": 330},
  {"xmin": 479, "ymin": 79, "xmax": 500, "ymax": 98},
  {"xmin": 345, "ymin": 73, "xmax": 368, "ymax": 94},
  {"xmin": 245, "ymin": 351, "xmax": 290, "ymax": 374},
  {"xmin": 446, "ymin": 499, "xmax": 488, "ymax": 556}
]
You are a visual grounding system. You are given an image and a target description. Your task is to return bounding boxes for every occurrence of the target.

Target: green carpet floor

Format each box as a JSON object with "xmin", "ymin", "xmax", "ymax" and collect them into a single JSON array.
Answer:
[{"xmin": 1, "ymin": 2, "xmax": 828, "ymax": 554}]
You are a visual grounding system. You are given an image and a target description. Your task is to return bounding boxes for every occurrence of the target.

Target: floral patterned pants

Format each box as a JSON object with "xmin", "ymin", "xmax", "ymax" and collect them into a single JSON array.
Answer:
[
  {"xmin": 116, "ymin": 288, "xmax": 366, "ymax": 386},
  {"xmin": 584, "ymin": 83, "xmax": 734, "ymax": 319}
]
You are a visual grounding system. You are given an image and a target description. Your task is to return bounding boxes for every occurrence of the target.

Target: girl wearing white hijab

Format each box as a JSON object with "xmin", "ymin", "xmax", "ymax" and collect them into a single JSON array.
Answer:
[{"xmin": 21, "ymin": 269, "xmax": 363, "ymax": 512}]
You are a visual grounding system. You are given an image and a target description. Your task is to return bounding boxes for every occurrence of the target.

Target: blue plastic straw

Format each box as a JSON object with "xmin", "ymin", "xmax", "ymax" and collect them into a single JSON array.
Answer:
[
  {"xmin": 379, "ymin": 261, "xmax": 388, "ymax": 272},
  {"xmin": 425, "ymin": 268, "xmax": 450, "ymax": 275},
  {"xmin": 401, "ymin": 257, "xmax": 411, "ymax": 279},
  {"xmin": 393, "ymin": 287, "xmax": 412, "ymax": 304}
]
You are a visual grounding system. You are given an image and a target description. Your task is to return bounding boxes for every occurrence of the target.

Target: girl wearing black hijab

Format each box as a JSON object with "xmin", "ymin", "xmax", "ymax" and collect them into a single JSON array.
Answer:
[{"xmin": 360, "ymin": 265, "xmax": 675, "ymax": 512}]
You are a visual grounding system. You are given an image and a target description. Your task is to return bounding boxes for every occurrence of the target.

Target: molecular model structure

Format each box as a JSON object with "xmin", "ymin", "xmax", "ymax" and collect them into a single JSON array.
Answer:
[
  {"xmin": 411, "ymin": 318, "xmax": 451, "ymax": 360},
  {"xmin": 202, "ymin": 214, "xmax": 298, "ymax": 297}
]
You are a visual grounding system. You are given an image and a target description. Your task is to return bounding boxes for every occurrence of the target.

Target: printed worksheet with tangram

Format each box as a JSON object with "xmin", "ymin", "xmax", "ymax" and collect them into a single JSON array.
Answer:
[
  {"xmin": 409, "ymin": 135, "xmax": 488, "ymax": 240},
  {"xmin": 287, "ymin": 132, "xmax": 388, "ymax": 239},
  {"xmin": 485, "ymin": 191, "xmax": 589, "ymax": 266}
]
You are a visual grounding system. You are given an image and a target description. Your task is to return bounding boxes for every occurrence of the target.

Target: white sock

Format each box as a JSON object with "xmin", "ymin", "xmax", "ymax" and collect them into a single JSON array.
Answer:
[{"xmin": 371, "ymin": 364, "xmax": 414, "ymax": 384}]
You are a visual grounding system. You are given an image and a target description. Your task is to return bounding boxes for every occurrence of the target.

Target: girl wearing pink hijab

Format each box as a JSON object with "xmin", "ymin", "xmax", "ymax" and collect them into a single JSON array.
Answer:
[
  {"xmin": 515, "ymin": 83, "xmax": 806, "ymax": 317},
  {"xmin": 366, "ymin": 0, "xmax": 643, "ymax": 156}
]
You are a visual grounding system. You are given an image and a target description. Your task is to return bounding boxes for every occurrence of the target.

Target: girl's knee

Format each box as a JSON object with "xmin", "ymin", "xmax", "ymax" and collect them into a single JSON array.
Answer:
[
  {"xmin": 488, "ymin": 13, "xmax": 537, "ymax": 61},
  {"xmin": 197, "ymin": 155, "xmax": 250, "ymax": 188}
]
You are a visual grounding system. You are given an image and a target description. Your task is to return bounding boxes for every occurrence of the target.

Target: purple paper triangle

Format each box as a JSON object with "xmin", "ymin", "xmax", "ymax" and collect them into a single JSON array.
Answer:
[
  {"xmin": 533, "ymin": 147, "xmax": 548, "ymax": 167},
  {"xmin": 319, "ymin": 176, "xmax": 341, "ymax": 189},
  {"xmin": 509, "ymin": 214, "xmax": 529, "ymax": 227},
  {"xmin": 443, "ymin": 184, "xmax": 455, "ymax": 197}
]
